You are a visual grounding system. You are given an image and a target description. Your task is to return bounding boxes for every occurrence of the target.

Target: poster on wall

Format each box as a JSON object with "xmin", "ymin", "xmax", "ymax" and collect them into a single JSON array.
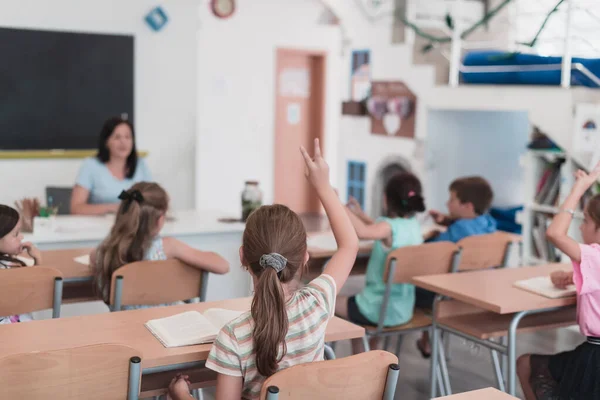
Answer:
[
  {"xmin": 368, "ymin": 81, "xmax": 417, "ymax": 139},
  {"xmin": 350, "ymin": 50, "xmax": 371, "ymax": 102}
]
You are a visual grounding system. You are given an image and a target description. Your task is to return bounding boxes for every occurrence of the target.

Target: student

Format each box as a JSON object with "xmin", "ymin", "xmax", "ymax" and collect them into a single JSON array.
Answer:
[
  {"xmin": 90, "ymin": 182, "xmax": 229, "ymax": 307},
  {"xmin": 518, "ymin": 164, "xmax": 600, "ymax": 400},
  {"xmin": 0, "ymin": 205, "xmax": 42, "ymax": 324},
  {"xmin": 168, "ymin": 139, "xmax": 359, "ymax": 400},
  {"xmin": 336, "ymin": 173, "xmax": 425, "ymax": 350},
  {"xmin": 417, "ymin": 176, "xmax": 496, "ymax": 357}
]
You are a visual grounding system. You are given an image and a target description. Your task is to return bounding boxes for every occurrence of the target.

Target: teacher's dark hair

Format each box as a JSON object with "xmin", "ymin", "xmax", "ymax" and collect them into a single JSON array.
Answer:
[{"xmin": 96, "ymin": 116, "xmax": 138, "ymax": 179}]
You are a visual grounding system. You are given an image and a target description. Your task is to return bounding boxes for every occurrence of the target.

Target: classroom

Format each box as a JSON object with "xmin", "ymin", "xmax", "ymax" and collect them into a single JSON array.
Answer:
[{"xmin": 1, "ymin": 0, "xmax": 599, "ymax": 399}]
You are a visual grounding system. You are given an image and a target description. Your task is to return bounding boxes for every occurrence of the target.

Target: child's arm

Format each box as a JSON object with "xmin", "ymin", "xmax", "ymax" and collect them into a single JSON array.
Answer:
[
  {"xmin": 547, "ymin": 163, "xmax": 600, "ymax": 263},
  {"xmin": 21, "ymin": 242, "xmax": 41, "ymax": 265},
  {"xmin": 345, "ymin": 207, "xmax": 391, "ymax": 241},
  {"xmin": 215, "ymin": 374, "xmax": 243, "ymax": 400},
  {"xmin": 300, "ymin": 139, "xmax": 359, "ymax": 293},
  {"xmin": 162, "ymin": 238, "xmax": 230, "ymax": 274},
  {"xmin": 347, "ymin": 196, "xmax": 374, "ymax": 225},
  {"xmin": 429, "ymin": 210, "xmax": 455, "ymax": 227}
]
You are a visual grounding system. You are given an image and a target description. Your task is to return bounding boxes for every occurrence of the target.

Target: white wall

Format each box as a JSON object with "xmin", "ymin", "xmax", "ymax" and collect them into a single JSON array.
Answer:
[
  {"xmin": 0, "ymin": 0, "xmax": 198, "ymax": 210},
  {"xmin": 324, "ymin": 0, "xmax": 435, "ymax": 214},
  {"xmin": 425, "ymin": 110, "xmax": 530, "ymax": 211},
  {"xmin": 195, "ymin": 0, "xmax": 342, "ymax": 215}
]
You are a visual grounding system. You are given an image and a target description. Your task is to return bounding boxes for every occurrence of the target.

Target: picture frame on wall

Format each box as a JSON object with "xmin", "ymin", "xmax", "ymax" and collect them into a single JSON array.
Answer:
[{"xmin": 350, "ymin": 49, "xmax": 371, "ymax": 102}]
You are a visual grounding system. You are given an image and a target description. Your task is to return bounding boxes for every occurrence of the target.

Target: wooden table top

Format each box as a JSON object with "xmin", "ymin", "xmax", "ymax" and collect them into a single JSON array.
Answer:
[
  {"xmin": 412, "ymin": 263, "xmax": 576, "ymax": 314},
  {"xmin": 40, "ymin": 248, "xmax": 93, "ymax": 281},
  {"xmin": 436, "ymin": 387, "xmax": 518, "ymax": 399},
  {"xmin": 0, "ymin": 297, "xmax": 364, "ymax": 370}
]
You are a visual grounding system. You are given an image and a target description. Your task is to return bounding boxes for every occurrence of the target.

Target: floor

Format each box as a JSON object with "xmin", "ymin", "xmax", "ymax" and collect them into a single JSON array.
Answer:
[{"xmin": 34, "ymin": 276, "xmax": 582, "ymax": 400}]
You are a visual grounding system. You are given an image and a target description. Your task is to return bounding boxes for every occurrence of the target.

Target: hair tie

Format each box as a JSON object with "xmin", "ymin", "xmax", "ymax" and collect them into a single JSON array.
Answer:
[
  {"xmin": 259, "ymin": 253, "xmax": 287, "ymax": 273},
  {"xmin": 408, "ymin": 191, "xmax": 416, "ymax": 198},
  {"xmin": 118, "ymin": 189, "xmax": 144, "ymax": 212}
]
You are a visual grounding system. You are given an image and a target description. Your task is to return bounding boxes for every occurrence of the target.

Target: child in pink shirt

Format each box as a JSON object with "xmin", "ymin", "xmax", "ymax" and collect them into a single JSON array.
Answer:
[{"xmin": 518, "ymin": 163, "xmax": 600, "ymax": 400}]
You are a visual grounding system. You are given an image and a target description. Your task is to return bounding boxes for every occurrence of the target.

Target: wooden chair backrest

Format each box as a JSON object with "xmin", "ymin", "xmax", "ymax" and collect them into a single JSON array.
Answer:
[
  {"xmin": 384, "ymin": 242, "xmax": 460, "ymax": 284},
  {"xmin": 0, "ymin": 266, "xmax": 62, "ymax": 316},
  {"xmin": 110, "ymin": 259, "xmax": 204, "ymax": 307},
  {"xmin": 0, "ymin": 344, "xmax": 139, "ymax": 400},
  {"xmin": 457, "ymin": 232, "xmax": 520, "ymax": 271},
  {"xmin": 259, "ymin": 350, "xmax": 398, "ymax": 399}
]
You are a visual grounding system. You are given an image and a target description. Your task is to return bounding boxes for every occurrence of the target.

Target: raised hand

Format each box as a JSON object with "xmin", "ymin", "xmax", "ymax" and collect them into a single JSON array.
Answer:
[
  {"xmin": 574, "ymin": 161, "xmax": 600, "ymax": 192},
  {"xmin": 300, "ymin": 138, "xmax": 330, "ymax": 193}
]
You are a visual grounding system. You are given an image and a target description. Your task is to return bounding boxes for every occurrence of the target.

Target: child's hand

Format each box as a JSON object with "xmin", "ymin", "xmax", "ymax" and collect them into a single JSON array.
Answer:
[
  {"xmin": 21, "ymin": 242, "xmax": 41, "ymax": 265},
  {"xmin": 167, "ymin": 374, "xmax": 192, "ymax": 400},
  {"xmin": 429, "ymin": 210, "xmax": 447, "ymax": 225},
  {"xmin": 300, "ymin": 138, "xmax": 330, "ymax": 193},
  {"xmin": 550, "ymin": 271, "xmax": 573, "ymax": 289},
  {"xmin": 423, "ymin": 229, "xmax": 441, "ymax": 241},
  {"xmin": 347, "ymin": 196, "xmax": 363, "ymax": 213},
  {"xmin": 574, "ymin": 161, "xmax": 600, "ymax": 192}
]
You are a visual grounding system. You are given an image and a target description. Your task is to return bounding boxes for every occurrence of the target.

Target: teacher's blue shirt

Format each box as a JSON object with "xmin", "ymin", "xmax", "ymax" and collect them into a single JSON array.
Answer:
[{"xmin": 75, "ymin": 157, "xmax": 152, "ymax": 204}]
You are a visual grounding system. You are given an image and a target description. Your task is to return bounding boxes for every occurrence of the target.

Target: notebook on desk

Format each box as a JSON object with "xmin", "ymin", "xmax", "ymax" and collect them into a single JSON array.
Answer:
[
  {"xmin": 74, "ymin": 254, "xmax": 90, "ymax": 265},
  {"xmin": 514, "ymin": 276, "xmax": 576, "ymax": 299},
  {"xmin": 145, "ymin": 309, "xmax": 245, "ymax": 348}
]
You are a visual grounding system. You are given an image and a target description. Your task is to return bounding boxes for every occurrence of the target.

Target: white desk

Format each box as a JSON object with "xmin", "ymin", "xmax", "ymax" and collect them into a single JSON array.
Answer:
[{"xmin": 25, "ymin": 210, "xmax": 249, "ymax": 302}]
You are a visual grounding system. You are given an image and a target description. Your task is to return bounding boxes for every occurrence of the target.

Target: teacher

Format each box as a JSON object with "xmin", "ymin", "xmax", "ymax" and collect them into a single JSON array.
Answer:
[{"xmin": 70, "ymin": 116, "xmax": 152, "ymax": 215}]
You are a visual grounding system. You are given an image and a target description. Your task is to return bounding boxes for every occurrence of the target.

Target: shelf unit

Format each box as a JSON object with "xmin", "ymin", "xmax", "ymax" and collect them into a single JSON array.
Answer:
[{"xmin": 521, "ymin": 150, "xmax": 586, "ymax": 265}]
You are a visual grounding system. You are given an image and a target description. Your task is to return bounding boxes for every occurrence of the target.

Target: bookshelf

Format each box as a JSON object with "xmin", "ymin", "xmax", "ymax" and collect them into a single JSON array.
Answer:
[{"xmin": 521, "ymin": 150, "xmax": 591, "ymax": 265}]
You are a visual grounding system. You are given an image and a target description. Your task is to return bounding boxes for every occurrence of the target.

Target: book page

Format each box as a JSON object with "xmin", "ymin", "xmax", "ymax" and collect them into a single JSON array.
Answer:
[
  {"xmin": 145, "ymin": 311, "xmax": 218, "ymax": 348},
  {"xmin": 203, "ymin": 308, "xmax": 246, "ymax": 332},
  {"xmin": 74, "ymin": 254, "xmax": 90, "ymax": 265},
  {"xmin": 514, "ymin": 276, "xmax": 576, "ymax": 299}
]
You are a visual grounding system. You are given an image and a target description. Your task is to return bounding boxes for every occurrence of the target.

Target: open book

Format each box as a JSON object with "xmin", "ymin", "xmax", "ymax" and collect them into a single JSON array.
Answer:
[
  {"xmin": 514, "ymin": 276, "xmax": 576, "ymax": 299},
  {"xmin": 145, "ymin": 309, "xmax": 245, "ymax": 348}
]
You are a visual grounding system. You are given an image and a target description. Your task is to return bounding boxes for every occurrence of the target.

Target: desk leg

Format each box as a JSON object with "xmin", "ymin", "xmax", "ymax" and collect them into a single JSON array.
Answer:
[
  {"xmin": 508, "ymin": 311, "xmax": 529, "ymax": 395},
  {"xmin": 430, "ymin": 297, "xmax": 441, "ymax": 399}
]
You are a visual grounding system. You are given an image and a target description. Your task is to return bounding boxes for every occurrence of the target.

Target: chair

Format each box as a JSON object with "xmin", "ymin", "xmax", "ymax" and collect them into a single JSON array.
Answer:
[
  {"xmin": 456, "ymin": 231, "xmax": 521, "ymax": 271},
  {"xmin": 46, "ymin": 186, "xmax": 73, "ymax": 215},
  {"xmin": 0, "ymin": 344, "xmax": 141, "ymax": 400},
  {"xmin": 361, "ymin": 242, "xmax": 461, "ymax": 354},
  {"xmin": 110, "ymin": 259, "xmax": 209, "ymax": 311},
  {"xmin": 0, "ymin": 266, "xmax": 63, "ymax": 318},
  {"xmin": 260, "ymin": 350, "xmax": 399, "ymax": 400}
]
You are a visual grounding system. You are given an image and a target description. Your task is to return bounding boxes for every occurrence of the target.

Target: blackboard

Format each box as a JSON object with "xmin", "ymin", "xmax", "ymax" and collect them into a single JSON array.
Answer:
[{"xmin": 0, "ymin": 27, "xmax": 134, "ymax": 150}]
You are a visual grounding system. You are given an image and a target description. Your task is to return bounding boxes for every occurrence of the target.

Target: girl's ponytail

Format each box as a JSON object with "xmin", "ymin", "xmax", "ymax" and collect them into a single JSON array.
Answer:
[{"xmin": 251, "ymin": 266, "xmax": 288, "ymax": 377}]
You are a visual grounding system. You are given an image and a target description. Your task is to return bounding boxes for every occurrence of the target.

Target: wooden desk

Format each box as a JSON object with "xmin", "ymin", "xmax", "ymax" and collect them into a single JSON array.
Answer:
[
  {"xmin": 412, "ymin": 264, "xmax": 576, "ymax": 397},
  {"xmin": 412, "ymin": 263, "xmax": 575, "ymax": 314},
  {"xmin": 436, "ymin": 387, "xmax": 518, "ymax": 399},
  {"xmin": 0, "ymin": 297, "xmax": 364, "ymax": 374},
  {"xmin": 41, "ymin": 248, "xmax": 93, "ymax": 283}
]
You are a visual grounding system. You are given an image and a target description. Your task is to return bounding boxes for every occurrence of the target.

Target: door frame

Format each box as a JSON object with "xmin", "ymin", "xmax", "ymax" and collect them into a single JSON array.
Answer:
[{"xmin": 273, "ymin": 48, "xmax": 327, "ymax": 213}]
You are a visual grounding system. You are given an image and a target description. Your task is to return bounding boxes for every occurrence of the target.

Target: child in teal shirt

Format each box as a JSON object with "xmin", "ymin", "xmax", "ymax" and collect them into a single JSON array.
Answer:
[{"xmin": 336, "ymin": 173, "xmax": 425, "ymax": 351}]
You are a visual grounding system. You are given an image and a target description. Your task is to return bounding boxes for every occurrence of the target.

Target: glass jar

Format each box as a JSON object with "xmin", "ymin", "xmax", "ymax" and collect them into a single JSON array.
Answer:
[{"xmin": 241, "ymin": 181, "xmax": 262, "ymax": 222}]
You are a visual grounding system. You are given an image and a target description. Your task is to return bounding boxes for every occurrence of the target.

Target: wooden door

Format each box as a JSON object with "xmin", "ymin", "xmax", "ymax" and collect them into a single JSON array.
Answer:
[{"xmin": 274, "ymin": 49, "xmax": 325, "ymax": 214}]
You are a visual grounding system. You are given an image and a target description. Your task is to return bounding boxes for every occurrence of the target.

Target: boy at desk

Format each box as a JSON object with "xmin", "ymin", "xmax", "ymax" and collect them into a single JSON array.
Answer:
[{"xmin": 417, "ymin": 176, "xmax": 496, "ymax": 357}]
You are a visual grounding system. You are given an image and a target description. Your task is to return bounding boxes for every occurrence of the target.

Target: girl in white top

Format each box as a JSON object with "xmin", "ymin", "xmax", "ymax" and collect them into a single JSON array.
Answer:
[
  {"xmin": 168, "ymin": 139, "xmax": 359, "ymax": 400},
  {"xmin": 90, "ymin": 182, "xmax": 230, "ymax": 305},
  {"xmin": 0, "ymin": 205, "xmax": 42, "ymax": 324}
]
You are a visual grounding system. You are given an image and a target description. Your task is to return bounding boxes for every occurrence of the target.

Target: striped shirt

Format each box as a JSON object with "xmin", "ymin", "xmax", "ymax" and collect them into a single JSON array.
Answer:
[{"xmin": 205, "ymin": 274, "xmax": 336, "ymax": 400}]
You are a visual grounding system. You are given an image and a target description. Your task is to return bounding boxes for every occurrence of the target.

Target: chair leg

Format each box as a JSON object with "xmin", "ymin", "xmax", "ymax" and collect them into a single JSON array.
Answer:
[
  {"xmin": 382, "ymin": 363, "xmax": 400, "ymax": 400},
  {"xmin": 362, "ymin": 335, "xmax": 371, "ymax": 352},
  {"xmin": 436, "ymin": 364, "xmax": 447, "ymax": 397},
  {"xmin": 383, "ymin": 336, "xmax": 391, "ymax": 351},
  {"xmin": 192, "ymin": 388, "xmax": 202, "ymax": 400},
  {"xmin": 395, "ymin": 335, "xmax": 404, "ymax": 357},
  {"xmin": 490, "ymin": 347, "xmax": 506, "ymax": 392},
  {"xmin": 443, "ymin": 331, "xmax": 451, "ymax": 363},
  {"xmin": 437, "ymin": 331, "xmax": 452, "ymax": 395},
  {"xmin": 324, "ymin": 344, "xmax": 336, "ymax": 360}
]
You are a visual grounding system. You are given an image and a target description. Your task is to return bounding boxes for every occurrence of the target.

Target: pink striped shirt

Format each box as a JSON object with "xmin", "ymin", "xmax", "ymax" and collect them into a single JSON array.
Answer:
[{"xmin": 205, "ymin": 274, "xmax": 336, "ymax": 400}]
